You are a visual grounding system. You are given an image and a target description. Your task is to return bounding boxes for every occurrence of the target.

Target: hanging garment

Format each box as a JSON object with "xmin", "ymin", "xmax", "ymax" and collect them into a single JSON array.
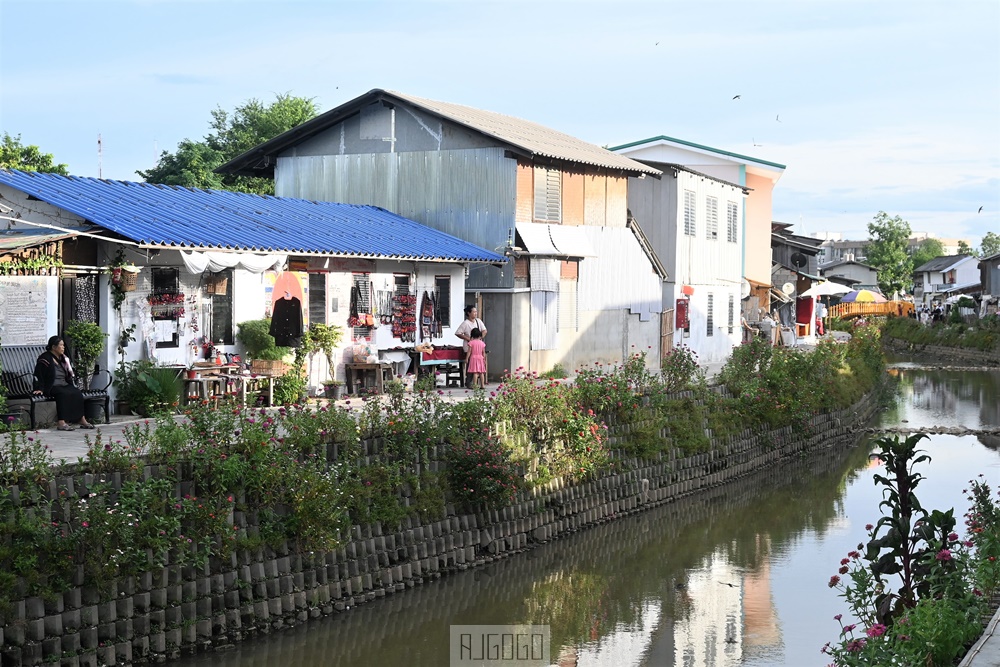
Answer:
[
  {"xmin": 348, "ymin": 285, "xmax": 361, "ymax": 327},
  {"xmin": 270, "ymin": 296, "xmax": 303, "ymax": 347},
  {"xmin": 419, "ymin": 291, "xmax": 437, "ymax": 341}
]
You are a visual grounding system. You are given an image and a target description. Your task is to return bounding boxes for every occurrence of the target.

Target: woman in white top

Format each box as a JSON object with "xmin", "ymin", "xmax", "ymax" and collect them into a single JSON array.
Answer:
[{"xmin": 455, "ymin": 305, "xmax": 487, "ymax": 386}]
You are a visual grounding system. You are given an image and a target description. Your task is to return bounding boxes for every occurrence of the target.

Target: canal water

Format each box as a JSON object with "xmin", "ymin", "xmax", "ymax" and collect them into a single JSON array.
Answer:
[{"xmin": 178, "ymin": 363, "xmax": 1000, "ymax": 667}]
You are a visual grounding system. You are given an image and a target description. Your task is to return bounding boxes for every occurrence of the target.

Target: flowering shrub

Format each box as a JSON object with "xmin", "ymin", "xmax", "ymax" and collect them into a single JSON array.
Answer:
[
  {"xmin": 447, "ymin": 430, "xmax": 520, "ymax": 509},
  {"xmin": 660, "ymin": 344, "xmax": 704, "ymax": 393},
  {"xmin": 493, "ymin": 369, "xmax": 610, "ymax": 483},
  {"xmin": 823, "ymin": 434, "xmax": 989, "ymax": 665}
]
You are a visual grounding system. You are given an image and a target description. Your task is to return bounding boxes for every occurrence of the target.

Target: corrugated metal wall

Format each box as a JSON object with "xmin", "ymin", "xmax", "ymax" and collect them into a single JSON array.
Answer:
[{"xmin": 276, "ymin": 147, "xmax": 516, "ymax": 290}]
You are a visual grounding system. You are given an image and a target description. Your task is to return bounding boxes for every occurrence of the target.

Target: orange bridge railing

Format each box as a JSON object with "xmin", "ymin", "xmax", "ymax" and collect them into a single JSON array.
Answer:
[{"xmin": 828, "ymin": 300, "xmax": 914, "ymax": 320}]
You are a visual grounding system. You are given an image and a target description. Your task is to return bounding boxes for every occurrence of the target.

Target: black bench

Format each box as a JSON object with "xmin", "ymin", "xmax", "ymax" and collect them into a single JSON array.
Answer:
[{"xmin": 0, "ymin": 344, "xmax": 112, "ymax": 428}]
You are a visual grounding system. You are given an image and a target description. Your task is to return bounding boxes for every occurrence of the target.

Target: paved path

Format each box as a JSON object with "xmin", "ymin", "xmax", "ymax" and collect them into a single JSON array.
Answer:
[{"xmin": 10, "ymin": 382, "xmax": 507, "ymax": 461}]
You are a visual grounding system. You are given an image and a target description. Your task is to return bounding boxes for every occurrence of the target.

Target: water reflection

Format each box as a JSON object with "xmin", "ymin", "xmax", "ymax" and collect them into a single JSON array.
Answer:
[
  {"xmin": 179, "ymin": 435, "xmax": 872, "ymax": 667},
  {"xmin": 175, "ymin": 367, "xmax": 1000, "ymax": 667}
]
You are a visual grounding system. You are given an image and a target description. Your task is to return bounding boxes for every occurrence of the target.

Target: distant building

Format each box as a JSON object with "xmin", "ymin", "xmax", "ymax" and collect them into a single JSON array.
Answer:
[
  {"xmin": 813, "ymin": 232, "xmax": 972, "ymax": 266},
  {"xmin": 912, "ymin": 255, "xmax": 979, "ymax": 305},
  {"xmin": 818, "ymin": 259, "xmax": 878, "ymax": 290}
]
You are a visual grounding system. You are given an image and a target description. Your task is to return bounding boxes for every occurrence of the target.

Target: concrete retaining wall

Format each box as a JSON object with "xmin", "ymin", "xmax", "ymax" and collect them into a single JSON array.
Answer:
[{"xmin": 0, "ymin": 395, "xmax": 879, "ymax": 666}]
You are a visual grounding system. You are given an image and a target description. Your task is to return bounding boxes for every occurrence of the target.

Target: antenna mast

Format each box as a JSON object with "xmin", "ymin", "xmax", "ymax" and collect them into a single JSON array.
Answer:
[{"xmin": 98, "ymin": 134, "xmax": 103, "ymax": 178}]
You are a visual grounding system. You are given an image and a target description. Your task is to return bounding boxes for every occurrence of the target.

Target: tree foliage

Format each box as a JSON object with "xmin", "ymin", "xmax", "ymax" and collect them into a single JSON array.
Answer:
[
  {"xmin": 957, "ymin": 240, "xmax": 976, "ymax": 257},
  {"xmin": 980, "ymin": 231, "xmax": 1000, "ymax": 258},
  {"xmin": 137, "ymin": 93, "xmax": 318, "ymax": 194},
  {"xmin": 0, "ymin": 133, "xmax": 69, "ymax": 175},
  {"xmin": 910, "ymin": 238, "xmax": 944, "ymax": 270},
  {"xmin": 865, "ymin": 211, "xmax": 912, "ymax": 295}
]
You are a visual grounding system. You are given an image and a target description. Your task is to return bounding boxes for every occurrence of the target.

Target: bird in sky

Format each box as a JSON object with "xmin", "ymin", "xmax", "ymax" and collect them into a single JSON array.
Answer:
[
  {"xmin": 776, "ymin": 114, "xmax": 781, "ymax": 122},
  {"xmin": 753, "ymin": 138, "xmax": 763, "ymax": 147},
  {"xmin": 655, "ymin": 41, "xmax": 659, "ymax": 45},
  {"xmin": 732, "ymin": 94, "xmax": 741, "ymax": 100},
  {"xmin": 979, "ymin": 206, "xmax": 984, "ymax": 213}
]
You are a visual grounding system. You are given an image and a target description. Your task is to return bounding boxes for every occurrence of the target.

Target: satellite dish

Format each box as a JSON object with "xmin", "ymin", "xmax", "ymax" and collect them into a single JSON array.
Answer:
[
  {"xmin": 741, "ymin": 279, "xmax": 751, "ymax": 300},
  {"xmin": 781, "ymin": 282, "xmax": 795, "ymax": 296},
  {"xmin": 791, "ymin": 252, "xmax": 807, "ymax": 268}
]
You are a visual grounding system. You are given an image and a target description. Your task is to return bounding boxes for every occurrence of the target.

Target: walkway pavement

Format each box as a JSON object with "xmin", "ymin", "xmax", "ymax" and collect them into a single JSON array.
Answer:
[
  {"xmin": 8, "ymin": 381, "xmax": 506, "ymax": 461},
  {"xmin": 960, "ymin": 607, "xmax": 1000, "ymax": 667}
]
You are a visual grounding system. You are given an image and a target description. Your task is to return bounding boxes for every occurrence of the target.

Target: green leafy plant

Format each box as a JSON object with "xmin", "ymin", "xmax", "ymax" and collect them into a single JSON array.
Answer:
[
  {"xmin": 236, "ymin": 319, "xmax": 290, "ymax": 360},
  {"xmin": 539, "ymin": 363, "xmax": 567, "ymax": 379},
  {"xmin": 660, "ymin": 344, "xmax": 704, "ymax": 393},
  {"xmin": 823, "ymin": 433, "xmax": 988, "ymax": 665},
  {"xmin": 308, "ymin": 322, "xmax": 343, "ymax": 380},
  {"xmin": 447, "ymin": 429, "xmax": 520, "ymax": 509},
  {"xmin": 64, "ymin": 319, "xmax": 107, "ymax": 385}
]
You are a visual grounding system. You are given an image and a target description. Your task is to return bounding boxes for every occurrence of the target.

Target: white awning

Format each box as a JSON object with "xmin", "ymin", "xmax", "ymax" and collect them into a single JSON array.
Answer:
[
  {"xmin": 180, "ymin": 250, "xmax": 286, "ymax": 275},
  {"xmin": 515, "ymin": 222, "xmax": 596, "ymax": 258}
]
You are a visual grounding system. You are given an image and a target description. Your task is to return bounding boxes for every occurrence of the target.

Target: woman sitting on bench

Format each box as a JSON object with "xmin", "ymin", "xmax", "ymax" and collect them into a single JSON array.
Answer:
[{"xmin": 33, "ymin": 336, "xmax": 95, "ymax": 431}]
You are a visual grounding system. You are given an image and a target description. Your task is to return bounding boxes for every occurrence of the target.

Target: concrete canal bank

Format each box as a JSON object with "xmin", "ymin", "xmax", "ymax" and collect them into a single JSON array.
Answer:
[{"xmin": 0, "ymin": 387, "xmax": 883, "ymax": 666}]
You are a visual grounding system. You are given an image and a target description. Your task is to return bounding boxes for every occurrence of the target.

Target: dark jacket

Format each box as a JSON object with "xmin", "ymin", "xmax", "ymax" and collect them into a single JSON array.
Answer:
[{"xmin": 33, "ymin": 351, "xmax": 76, "ymax": 395}]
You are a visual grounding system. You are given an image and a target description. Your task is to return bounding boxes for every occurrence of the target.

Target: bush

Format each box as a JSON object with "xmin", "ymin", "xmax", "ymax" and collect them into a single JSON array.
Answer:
[
  {"xmin": 447, "ymin": 431, "xmax": 520, "ymax": 509},
  {"xmin": 236, "ymin": 319, "xmax": 290, "ymax": 360}
]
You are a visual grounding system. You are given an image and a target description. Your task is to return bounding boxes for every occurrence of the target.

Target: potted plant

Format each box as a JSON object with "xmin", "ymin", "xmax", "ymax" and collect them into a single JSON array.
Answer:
[
  {"xmin": 322, "ymin": 379, "xmax": 344, "ymax": 400},
  {"xmin": 64, "ymin": 320, "xmax": 108, "ymax": 389},
  {"xmin": 236, "ymin": 319, "xmax": 291, "ymax": 374},
  {"xmin": 0, "ymin": 335, "xmax": 17, "ymax": 428}
]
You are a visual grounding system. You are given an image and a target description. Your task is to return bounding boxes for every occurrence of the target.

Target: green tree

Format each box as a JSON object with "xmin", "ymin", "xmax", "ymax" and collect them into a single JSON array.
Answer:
[
  {"xmin": 137, "ymin": 93, "xmax": 318, "ymax": 194},
  {"xmin": 0, "ymin": 133, "xmax": 69, "ymax": 174},
  {"xmin": 865, "ymin": 211, "xmax": 912, "ymax": 295},
  {"xmin": 980, "ymin": 231, "xmax": 1000, "ymax": 258},
  {"xmin": 910, "ymin": 238, "xmax": 944, "ymax": 270},
  {"xmin": 957, "ymin": 240, "xmax": 976, "ymax": 257}
]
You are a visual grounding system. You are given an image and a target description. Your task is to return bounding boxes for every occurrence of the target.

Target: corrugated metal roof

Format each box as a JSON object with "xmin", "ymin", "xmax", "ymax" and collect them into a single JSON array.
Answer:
[
  {"xmin": 218, "ymin": 88, "xmax": 661, "ymax": 177},
  {"xmin": 0, "ymin": 169, "xmax": 505, "ymax": 263},
  {"xmin": 608, "ymin": 135, "xmax": 787, "ymax": 171},
  {"xmin": 913, "ymin": 255, "xmax": 974, "ymax": 273}
]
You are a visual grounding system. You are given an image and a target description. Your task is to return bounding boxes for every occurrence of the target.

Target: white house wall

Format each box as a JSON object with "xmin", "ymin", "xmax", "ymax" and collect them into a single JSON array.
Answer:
[{"xmin": 671, "ymin": 172, "xmax": 745, "ymax": 364}]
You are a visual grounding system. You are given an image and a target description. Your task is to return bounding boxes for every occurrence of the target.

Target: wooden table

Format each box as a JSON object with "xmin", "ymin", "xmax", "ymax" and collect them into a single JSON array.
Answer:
[{"xmin": 345, "ymin": 362, "xmax": 394, "ymax": 395}]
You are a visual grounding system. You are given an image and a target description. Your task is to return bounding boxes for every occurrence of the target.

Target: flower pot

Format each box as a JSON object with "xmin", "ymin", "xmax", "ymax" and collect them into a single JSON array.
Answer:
[
  {"xmin": 323, "ymin": 384, "xmax": 344, "ymax": 400},
  {"xmin": 186, "ymin": 370, "xmax": 197, "ymax": 379}
]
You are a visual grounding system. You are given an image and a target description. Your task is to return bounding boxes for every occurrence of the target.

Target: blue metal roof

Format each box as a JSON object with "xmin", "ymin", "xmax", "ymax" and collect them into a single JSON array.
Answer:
[{"xmin": 0, "ymin": 169, "xmax": 506, "ymax": 263}]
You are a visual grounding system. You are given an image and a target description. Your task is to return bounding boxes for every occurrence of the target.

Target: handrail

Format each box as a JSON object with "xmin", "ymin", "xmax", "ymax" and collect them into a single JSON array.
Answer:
[{"xmin": 828, "ymin": 300, "xmax": 914, "ymax": 320}]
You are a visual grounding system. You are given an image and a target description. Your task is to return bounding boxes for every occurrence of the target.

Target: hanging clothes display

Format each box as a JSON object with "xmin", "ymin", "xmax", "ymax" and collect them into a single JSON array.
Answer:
[
  {"xmin": 270, "ymin": 294, "xmax": 303, "ymax": 347},
  {"xmin": 419, "ymin": 291, "xmax": 439, "ymax": 341},
  {"xmin": 348, "ymin": 285, "xmax": 361, "ymax": 327}
]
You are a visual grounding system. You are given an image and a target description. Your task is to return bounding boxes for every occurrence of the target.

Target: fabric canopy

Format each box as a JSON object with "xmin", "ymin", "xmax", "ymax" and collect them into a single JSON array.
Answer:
[
  {"xmin": 516, "ymin": 222, "xmax": 596, "ymax": 258},
  {"xmin": 180, "ymin": 250, "xmax": 286, "ymax": 275}
]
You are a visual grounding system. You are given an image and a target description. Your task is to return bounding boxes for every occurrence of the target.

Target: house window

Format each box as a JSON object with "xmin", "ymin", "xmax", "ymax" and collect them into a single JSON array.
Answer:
[
  {"xmin": 684, "ymin": 190, "xmax": 696, "ymax": 236},
  {"xmin": 706, "ymin": 293, "xmax": 714, "ymax": 337},
  {"xmin": 727, "ymin": 201, "xmax": 738, "ymax": 243},
  {"xmin": 309, "ymin": 273, "xmax": 326, "ymax": 326},
  {"xmin": 210, "ymin": 269, "xmax": 234, "ymax": 345},
  {"xmin": 351, "ymin": 273, "xmax": 372, "ymax": 338},
  {"xmin": 533, "ymin": 166, "xmax": 561, "ymax": 223},
  {"xmin": 728, "ymin": 293, "xmax": 735, "ymax": 334},
  {"xmin": 151, "ymin": 268, "xmax": 180, "ymax": 349},
  {"xmin": 434, "ymin": 275, "xmax": 451, "ymax": 325},
  {"xmin": 706, "ymin": 196, "xmax": 718, "ymax": 240}
]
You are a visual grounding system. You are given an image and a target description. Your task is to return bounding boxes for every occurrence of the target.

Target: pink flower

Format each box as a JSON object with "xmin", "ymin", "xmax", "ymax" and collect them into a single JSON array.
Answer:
[
  {"xmin": 936, "ymin": 549, "xmax": 952, "ymax": 561},
  {"xmin": 828, "ymin": 575, "xmax": 841, "ymax": 587},
  {"xmin": 865, "ymin": 624, "xmax": 887, "ymax": 637}
]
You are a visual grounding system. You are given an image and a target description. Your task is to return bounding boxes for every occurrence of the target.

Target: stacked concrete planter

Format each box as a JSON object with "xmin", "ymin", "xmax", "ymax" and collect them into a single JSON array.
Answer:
[{"xmin": 0, "ymin": 393, "xmax": 880, "ymax": 666}]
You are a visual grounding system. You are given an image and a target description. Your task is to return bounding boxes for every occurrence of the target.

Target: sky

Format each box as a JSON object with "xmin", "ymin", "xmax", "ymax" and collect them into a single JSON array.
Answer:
[{"xmin": 1, "ymin": 0, "xmax": 998, "ymax": 247}]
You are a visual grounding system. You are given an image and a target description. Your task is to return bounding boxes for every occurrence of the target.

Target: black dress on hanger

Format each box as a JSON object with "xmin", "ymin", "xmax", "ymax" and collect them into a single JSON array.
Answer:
[{"xmin": 270, "ymin": 294, "xmax": 303, "ymax": 347}]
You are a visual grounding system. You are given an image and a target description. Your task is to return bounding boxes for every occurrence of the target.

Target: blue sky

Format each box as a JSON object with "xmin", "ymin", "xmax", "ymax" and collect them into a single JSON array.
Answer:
[{"xmin": 1, "ymin": 0, "xmax": 997, "ymax": 246}]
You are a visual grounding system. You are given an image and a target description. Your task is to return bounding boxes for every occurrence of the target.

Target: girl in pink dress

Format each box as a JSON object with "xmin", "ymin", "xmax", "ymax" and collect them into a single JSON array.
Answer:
[{"xmin": 465, "ymin": 328, "xmax": 486, "ymax": 389}]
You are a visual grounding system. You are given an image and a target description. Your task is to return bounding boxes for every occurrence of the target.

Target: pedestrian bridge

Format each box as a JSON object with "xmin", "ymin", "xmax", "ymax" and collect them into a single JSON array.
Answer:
[{"xmin": 828, "ymin": 300, "xmax": 914, "ymax": 320}]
